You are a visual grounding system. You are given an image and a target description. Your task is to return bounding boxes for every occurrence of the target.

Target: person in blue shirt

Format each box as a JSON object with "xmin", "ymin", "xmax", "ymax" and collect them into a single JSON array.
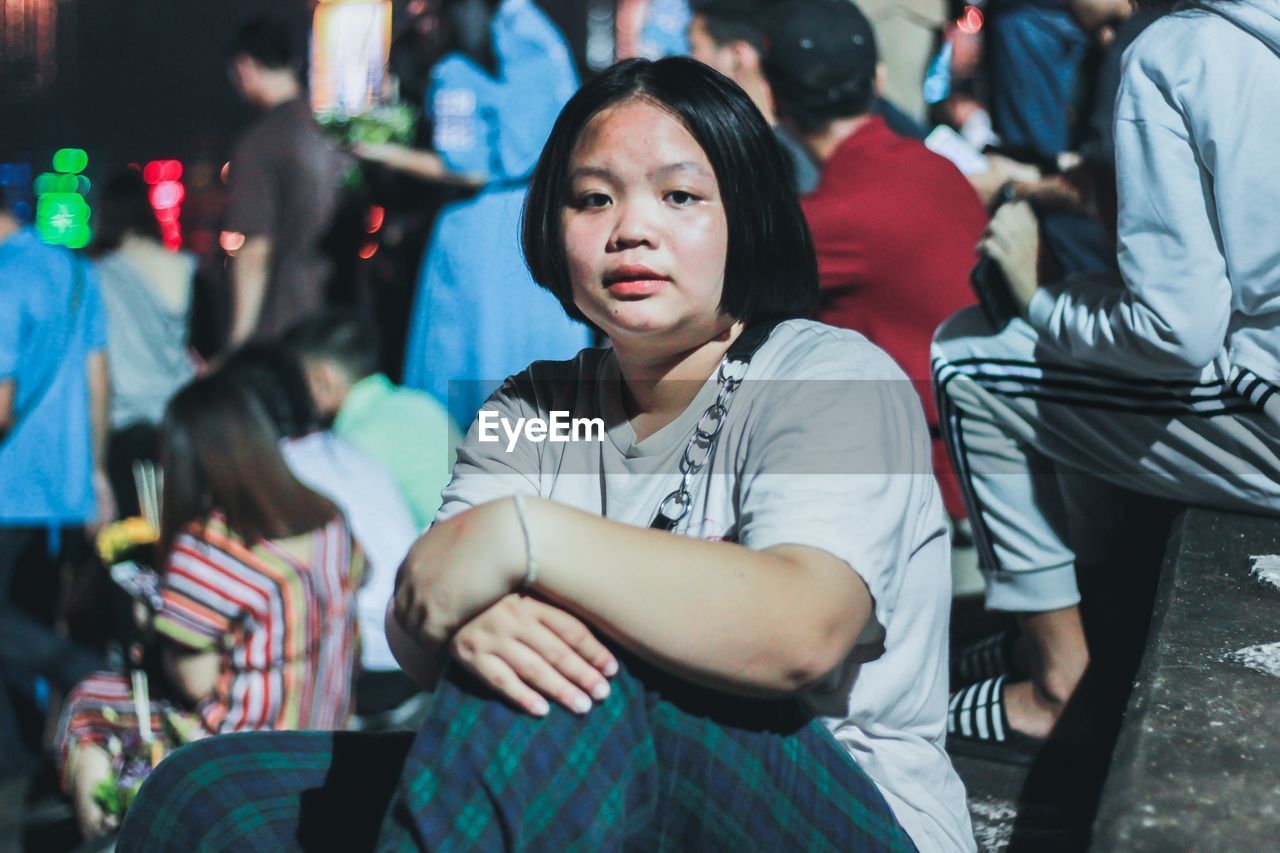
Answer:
[
  {"xmin": 983, "ymin": 0, "xmax": 1089, "ymax": 163},
  {"xmin": 0, "ymin": 192, "xmax": 111, "ymax": 784},
  {"xmin": 357, "ymin": 0, "xmax": 591, "ymax": 431}
]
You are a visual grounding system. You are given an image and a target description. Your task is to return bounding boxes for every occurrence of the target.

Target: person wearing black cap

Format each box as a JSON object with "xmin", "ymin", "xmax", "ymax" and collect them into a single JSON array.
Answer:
[
  {"xmin": 686, "ymin": 0, "xmax": 822, "ymax": 194},
  {"xmin": 686, "ymin": 0, "xmax": 927, "ymax": 198},
  {"xmin": 760, "ymin": 0, "xmax": 989, "ymax": 528}
]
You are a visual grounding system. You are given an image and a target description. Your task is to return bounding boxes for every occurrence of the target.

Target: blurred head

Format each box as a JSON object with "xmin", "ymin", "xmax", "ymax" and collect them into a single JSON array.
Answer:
[
  {"xmin": 442, "ymin": 0, "xmax": 502, "ymax": 74},
  {"xmin": 92, "ymin": 168, "xmax": 164, "ymax": 255},
  {"xmin": 0, "ymin": 187, "xmax": 16, "ymax": 234},
  {"xmin": 226, "ymin": 16, "xmax": 302, "ymax": 107},
  {"xmin": 160, "ymin": 373, "xmax": 337, "ymax": 556},
  {"xmin": 759, "ymin": 0, "xmax": 879, "ymax": 134},
  {"xmin": 687, "ymin": 0, "xmax": 774, "ymax": 110},
  {"xmin": 522, "ymin": 57, "xmax": 817, "ymax": 351},
  {"xmin": 281, "ymin": 312, "xmax": 381, "ymax": 420},
  {"xmin": 218, "ymin": 343, "xmax": 318, "ymax": 438},
  {"xmin": 1069, "ymin": 0, "xmax": 1135, "ymax": 43}
]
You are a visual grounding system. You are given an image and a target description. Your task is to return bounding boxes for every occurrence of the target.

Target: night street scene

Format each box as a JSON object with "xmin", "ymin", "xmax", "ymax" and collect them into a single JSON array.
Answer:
[{"xmin": 2, "ymin": 0, "xmax": 1278, "ymax": 850}]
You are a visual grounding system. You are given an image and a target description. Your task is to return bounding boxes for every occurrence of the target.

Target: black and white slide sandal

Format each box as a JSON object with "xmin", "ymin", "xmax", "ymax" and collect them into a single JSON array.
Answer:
[{"xmin": 946, "ymin": 675, "xmax": 1042, "ymax": 766}]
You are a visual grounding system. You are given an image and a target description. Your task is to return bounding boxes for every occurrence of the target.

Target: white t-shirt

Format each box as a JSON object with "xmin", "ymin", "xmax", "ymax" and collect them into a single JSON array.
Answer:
[
  {"xmin": 438, "ymin": 320, "xmax": 974, "ymax": 852},
  {"xmin": 283, "ymin": 432, "xmax": 419, "ymax": 673}
]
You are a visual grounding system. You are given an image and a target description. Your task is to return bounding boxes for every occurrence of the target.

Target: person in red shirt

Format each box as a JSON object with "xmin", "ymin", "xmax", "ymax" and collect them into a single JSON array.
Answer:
[{"xmin": 761, "ymin": 0, "xmax": 988, "ymax": 521}]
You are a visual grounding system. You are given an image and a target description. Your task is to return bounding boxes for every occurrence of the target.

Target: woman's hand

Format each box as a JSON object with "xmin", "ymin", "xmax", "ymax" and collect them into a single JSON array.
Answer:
[
  {"xmin": 450, "ymin": 593, "xmax": 618, "ymax": 717},
  {"xmin": 392, "ymin": 499, "xmax": 527, "ymax": 648},
  {"xmin": 979, "ymin": 200, "xmax": 1042, "ymax": 313},
  {"xmin": 70, "ymin": 744, "xmax": 119, "ymax": 840}
]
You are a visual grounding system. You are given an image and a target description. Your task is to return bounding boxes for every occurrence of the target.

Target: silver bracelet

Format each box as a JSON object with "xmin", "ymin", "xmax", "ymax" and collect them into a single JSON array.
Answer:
[{"xmin": 511, "ymin": 494, "xmax": 538, "ymax": 587}]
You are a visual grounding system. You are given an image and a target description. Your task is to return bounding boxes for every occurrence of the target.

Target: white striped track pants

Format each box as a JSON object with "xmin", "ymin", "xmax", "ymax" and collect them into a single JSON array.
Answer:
[{"xmin": 932, "ymin": 306, "xmax": 1280, "ymax": 612}]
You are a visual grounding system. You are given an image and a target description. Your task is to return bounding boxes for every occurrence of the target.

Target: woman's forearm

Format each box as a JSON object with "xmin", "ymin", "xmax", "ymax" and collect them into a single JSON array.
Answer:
[
  {"xmin": 386, "ymin": 599, "xmax": 447, "ymax": 690},
  {"xmin": 521, "ymin": 499, "xmax": 871, "ymax": 696},
  {"xmin": 355, "ymin": 143, "xmax": 486, "ymax": 188}
]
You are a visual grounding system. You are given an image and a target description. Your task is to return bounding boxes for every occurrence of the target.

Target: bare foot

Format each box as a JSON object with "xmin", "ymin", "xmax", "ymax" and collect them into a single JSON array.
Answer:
[
  {"xmin": 1002, "ymin": 677, "xmax": 1072, "ymax": 739},
  {"xmin": 1004, "ymin": 606, "xmax": 1091, "ymax": 738}
]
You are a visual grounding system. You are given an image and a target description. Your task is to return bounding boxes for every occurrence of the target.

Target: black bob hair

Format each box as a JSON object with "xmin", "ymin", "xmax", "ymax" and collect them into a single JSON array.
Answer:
[
  {"xmin": 521, "ymin": 57, "xmax": 819, "ymax": 327},
  {"xmin": 227, "ymin": 15, "xmax": 301, "ymax": 71},
  {"xmin": 92, "ymin": 168, "xmax": 164, "ymax": 255}
]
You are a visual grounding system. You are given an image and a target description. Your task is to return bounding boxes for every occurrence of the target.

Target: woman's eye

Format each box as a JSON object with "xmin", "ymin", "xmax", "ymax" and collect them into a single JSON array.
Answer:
[
  {"xmin": 575, "ymin": 192, "xmax": 611, "ymax": 209},
  {"xmin": 665, "ymin": 190, "xmax": 698, "ymax": 206}
]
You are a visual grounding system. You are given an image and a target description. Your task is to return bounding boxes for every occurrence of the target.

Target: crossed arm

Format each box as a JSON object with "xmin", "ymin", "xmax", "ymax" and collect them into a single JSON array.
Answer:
[{"xmin": 389, "ymin": 497, "xmax": 872, "ymax": 716}]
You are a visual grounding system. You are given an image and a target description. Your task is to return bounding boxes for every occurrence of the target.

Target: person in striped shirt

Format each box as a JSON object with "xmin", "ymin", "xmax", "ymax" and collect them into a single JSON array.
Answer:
[{"xmin": 58, "ymin": 372, "xmax": 364, "ymax": 840}]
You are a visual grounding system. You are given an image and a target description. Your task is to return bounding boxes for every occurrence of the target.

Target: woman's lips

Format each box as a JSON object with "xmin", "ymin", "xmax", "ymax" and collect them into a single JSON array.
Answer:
[
  {"xmin": 604, "ymin": 266, "xmax": 670, "ymax": 298},
  {"xmin": 605, "ymin": 278, "xmax": 668, "ymax": 297}
]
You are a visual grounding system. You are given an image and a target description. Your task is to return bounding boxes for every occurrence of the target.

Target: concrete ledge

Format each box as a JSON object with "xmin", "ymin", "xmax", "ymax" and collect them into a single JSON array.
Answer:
[{"xmin": 1092, "ymin": 508, "xmax": 1280, "ymax": 849}]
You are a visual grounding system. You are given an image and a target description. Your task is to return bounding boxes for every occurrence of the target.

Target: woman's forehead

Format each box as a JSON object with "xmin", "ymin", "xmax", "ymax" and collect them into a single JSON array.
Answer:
[{"xmin": 569, "ymin": 98, "xmax": 712, "ymax": 175}]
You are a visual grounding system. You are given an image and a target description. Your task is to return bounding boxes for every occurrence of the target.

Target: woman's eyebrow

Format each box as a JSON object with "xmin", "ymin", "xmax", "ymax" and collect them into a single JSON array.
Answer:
[
  {"xmin": 567, "ymin": 165, "xmax": 618, "ymax": 182},
  {"xmin": 649, "ymin": 161, "xmax": 712, "ymax": 180},
  {"xmin": 568, "ymin": 162, "xmax": 713, "ymax": 182}
]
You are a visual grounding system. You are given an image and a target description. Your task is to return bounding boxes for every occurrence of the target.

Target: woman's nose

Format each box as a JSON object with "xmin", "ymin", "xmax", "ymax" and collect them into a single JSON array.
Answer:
[{"xmin": 607, "ymin": 203, "xmax": 657, "ymax": 251}]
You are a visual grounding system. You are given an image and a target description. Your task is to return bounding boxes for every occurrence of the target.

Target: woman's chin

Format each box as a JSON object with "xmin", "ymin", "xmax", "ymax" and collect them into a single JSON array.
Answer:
[{"xmin": 594, "ymin": 302, "xmax": 682, "ymax": 338}]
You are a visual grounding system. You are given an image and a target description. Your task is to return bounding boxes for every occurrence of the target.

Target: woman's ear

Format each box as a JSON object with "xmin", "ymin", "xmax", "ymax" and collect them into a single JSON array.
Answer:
[
  {"xmin": 302, "ymin": 360, "xmax": 345, "ymax": 415},
  {"xmin": 731, "ymin": 40, "xmax": 759, "ymax": 77}
]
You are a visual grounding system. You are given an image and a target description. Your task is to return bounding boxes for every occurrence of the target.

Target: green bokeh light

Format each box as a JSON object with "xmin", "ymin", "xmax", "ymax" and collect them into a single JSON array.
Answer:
[
  {"xmin": 52, "ymin": 148, "xmax": 89, "ymax": 175},
  {"xmin": 36, "ymin": 192, "xmax": 92, "ymax": 248}
]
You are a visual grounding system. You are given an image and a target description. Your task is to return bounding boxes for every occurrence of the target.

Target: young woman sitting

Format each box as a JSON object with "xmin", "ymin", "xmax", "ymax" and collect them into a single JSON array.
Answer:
[{"xmin": 118, "ymin": 58, "xmax": 973, "ymax": 852}]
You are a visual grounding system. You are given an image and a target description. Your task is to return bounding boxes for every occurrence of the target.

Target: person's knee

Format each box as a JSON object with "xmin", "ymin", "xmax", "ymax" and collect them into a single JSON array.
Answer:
[{"xmin": 116, "ymin": 739, "xmax": 215, "ymax": 849}]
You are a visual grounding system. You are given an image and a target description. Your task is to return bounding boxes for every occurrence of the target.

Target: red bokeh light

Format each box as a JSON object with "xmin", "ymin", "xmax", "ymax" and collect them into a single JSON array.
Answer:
[
  {"xmin": 366, "ymin": 205, "xmax": 385, "ymax": 234},
  {"xmin": 142, "ymin": 161, "xmax": 186, "ymax": 249},
  {"xmin": 358, "ymin": 242, "xmax": 378, "ymax": 260},
  {"xmin": 149, "ymin": 181, "xmax": 185, "ymax": 210},
  {"xmin": 957, "ymin": 6, "xmax": 984, "ymax": 34}
]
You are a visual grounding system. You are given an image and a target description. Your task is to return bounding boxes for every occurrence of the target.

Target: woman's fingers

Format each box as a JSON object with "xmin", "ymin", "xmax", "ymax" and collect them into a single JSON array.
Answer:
[
  {"xmin": 535, "ymin": 601, "xmax": 619, "ymax": 687},
  {"xmin": 518, "ymin": 616, "xmax": 611, "ymax": 703},
  {"xmin": 447, "ymin": 595, "xmax": 618, "ymax": 713},
  {"xmin": 454, "ymin": 633, "xmax": 593, "ymax": 715},
  {"xmin": 463, "ymin": 651, "xmax": 552, "ymax": 717},
  {"xmin": 449, "ymin": 595, "xmax": 615, "ymax": 715}
]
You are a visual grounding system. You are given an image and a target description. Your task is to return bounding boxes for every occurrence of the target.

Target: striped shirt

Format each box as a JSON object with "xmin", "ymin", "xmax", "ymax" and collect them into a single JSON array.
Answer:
[{"xmin": 154, "ymin": 514, "xmax": 363, "ymax": 733}]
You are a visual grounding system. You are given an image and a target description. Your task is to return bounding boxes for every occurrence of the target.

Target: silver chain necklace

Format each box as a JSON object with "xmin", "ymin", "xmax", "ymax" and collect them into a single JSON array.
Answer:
[{"xmin": 649, "ymin": 354, "xmax": 751, "ymax": 532}]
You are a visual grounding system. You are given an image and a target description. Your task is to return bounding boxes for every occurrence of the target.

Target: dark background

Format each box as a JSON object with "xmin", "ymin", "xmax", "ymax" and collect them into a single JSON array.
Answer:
[{"xmin": 2, "ymin": 0, "xmax": 594, "ymax": 165}]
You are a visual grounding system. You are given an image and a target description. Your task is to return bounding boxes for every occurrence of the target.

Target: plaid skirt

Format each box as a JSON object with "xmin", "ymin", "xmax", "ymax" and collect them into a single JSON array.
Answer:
[{"xmin": 117, "ymin": 652, "xmax": 913, "ymax": 852}]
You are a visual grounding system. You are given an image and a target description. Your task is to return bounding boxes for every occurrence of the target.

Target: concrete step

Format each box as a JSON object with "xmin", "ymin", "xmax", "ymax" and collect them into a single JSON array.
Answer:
[{"xmin": 1092, "ymin": 508, "xmax": 1280, "ymax": 850}]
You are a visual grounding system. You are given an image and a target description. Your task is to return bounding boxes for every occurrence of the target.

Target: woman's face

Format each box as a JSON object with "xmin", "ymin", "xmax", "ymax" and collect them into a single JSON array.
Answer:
[{"xmin": 561, "ymin": 98, "xmax": 732, "ymax": 354}]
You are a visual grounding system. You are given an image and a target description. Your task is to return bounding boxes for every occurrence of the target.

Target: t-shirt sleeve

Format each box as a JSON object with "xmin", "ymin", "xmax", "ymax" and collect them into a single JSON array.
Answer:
[
  {"xmin": 735, "ymin": 346, "xmax": 935, "ymax": 624},
  {"xmin": 225, "ymin": 134, "xmax": 278, "ymax": 238},
  {"xmin": 154, "ymin": 532, "xmax": 246, "ymax": 651},
  {"xmin": 433, "ymin": 372, "xmax": 544, "ymax": 524}
]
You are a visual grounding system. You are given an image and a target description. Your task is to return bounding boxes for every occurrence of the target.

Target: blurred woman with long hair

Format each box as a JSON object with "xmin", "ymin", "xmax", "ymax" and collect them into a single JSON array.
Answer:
[{"xmin": 58, "ymin": 373, "xmax": 363, "ymax": 840}]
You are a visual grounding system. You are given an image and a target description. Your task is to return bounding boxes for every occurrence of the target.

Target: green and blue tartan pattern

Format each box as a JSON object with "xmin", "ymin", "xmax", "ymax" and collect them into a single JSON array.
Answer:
[{"xmin": 119, "ymin": 652, "xmax": 914, "ymax": 852}]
